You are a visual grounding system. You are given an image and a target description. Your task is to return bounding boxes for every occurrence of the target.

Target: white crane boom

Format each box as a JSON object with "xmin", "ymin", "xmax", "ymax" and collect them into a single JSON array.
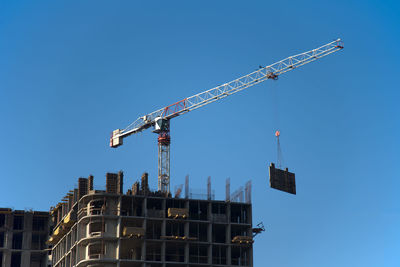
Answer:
[
  {"xmin": 110, "ymin": 39, "xmax": 344, "ymax": 193},
  {"xmin": 111, "ymin": 38, "xmax": 343, "ymax": 142}
]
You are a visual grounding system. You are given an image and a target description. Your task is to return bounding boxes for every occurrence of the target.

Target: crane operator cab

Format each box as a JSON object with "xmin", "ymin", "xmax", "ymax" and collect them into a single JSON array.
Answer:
[{"xmin": 153, "ymin": 117, "xmax": 169, "ymax": 133}]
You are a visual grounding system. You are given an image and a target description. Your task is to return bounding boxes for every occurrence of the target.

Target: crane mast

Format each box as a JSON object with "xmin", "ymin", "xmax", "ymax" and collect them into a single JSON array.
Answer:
[{"xmin": 110, "ymin": 39, "xmax": 344, "ymax": 194}]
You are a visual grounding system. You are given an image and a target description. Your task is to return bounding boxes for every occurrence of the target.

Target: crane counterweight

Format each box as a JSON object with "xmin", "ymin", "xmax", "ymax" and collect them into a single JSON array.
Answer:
[{"xmin": 110, "ymin": 129, "xmax": 123, "ymax": 148}]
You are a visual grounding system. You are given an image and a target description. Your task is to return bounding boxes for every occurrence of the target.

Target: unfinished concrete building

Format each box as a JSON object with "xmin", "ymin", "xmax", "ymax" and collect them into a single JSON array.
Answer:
[
  {"xmin": 0, "ymin": 208, "xmax": 50, "ymax": 267},
  {"xmin": 48, "ymin": 172, "xmax": 254, "ymax": 267}
]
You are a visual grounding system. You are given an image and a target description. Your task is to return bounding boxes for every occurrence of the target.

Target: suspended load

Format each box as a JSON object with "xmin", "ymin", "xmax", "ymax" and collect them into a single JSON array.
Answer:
[{"xmin": 269, "ymin": 163, "xmax": 296, "ymax": 195}]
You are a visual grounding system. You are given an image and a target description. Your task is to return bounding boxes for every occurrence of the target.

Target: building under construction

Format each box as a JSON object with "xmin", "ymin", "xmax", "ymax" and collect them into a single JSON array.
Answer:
[
  {"xmin": 0, "ymin": 208, "xmax": 50, "ymax": 267},
  {"xmin": 48, "ymin": 172, "xmax": 254, "ymax": 267}
]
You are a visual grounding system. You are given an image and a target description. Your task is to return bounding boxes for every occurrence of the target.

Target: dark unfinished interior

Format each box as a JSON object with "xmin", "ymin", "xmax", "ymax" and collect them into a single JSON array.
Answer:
[{"xmin": 0, "ymin": 208, "xmax": 50, "ymax": 267}]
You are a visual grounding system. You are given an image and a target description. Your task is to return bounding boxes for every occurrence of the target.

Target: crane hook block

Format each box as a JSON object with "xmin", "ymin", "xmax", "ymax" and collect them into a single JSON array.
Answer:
[{"xmin": 110, "ymin": 129, "xmax": 123, "ymax": 148}]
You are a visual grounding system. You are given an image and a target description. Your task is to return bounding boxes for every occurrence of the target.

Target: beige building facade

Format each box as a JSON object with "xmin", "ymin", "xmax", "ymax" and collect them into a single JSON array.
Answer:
[{"xmin": 49, "ymin": 172, "xmax": 254, "ymax": 267}]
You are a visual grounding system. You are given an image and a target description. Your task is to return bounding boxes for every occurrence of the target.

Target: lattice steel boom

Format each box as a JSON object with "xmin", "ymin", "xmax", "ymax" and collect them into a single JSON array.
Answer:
[{"xmin": 110, "ymin": 39, "xmax": 344, "ymax": 193}]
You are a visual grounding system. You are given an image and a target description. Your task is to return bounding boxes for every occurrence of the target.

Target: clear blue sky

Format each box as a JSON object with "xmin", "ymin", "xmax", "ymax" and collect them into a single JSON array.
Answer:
[{"xmin": 0, "ymin": 0, "xmax": 399, "ymax": 266}]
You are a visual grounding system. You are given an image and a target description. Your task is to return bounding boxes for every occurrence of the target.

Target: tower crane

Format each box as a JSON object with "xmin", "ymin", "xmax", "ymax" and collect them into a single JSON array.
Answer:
[{"xmin": 110, "ymin": 39, "xmax": 344, "ymax": 194}]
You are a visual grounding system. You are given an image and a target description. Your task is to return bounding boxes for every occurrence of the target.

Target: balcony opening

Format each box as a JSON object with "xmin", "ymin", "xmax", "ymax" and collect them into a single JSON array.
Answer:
[
  {"xmin": 212, "ymin": 203, "xmax": 226, "ymax": 214},
  {"xmin": 30, "ymin": 252, "xmax": 45, "ymax": 267},
  {"xmin": 0, "ymin": 232, "xmax": 4, "ymax": 247},
  {"xmin": 189, "ymin": 222, "xmax": 207, "ymax": 242},
  {"xmin": 32, "ymin": 216, "xmax": 47, "ymax": 231},
  {"xmin": 231, "ymin": 204, "xmax": 249, "ymax": 224},
  {"xmin": 121, "ymin": 196, "xmax": 143, "ymax": 216},
  {"xmin": 147, "ymin": 198, "xmax": 163, "ymax": 218},
  {"xmin": 13, "ymin": 215, "xmax": 24, "ymax": 230},
  {"xmin": 120, "ymin": 239, "xmax": 143, "ymax": 260},
  {"xmin": 166, "ymin": 199, "xmax": 185, "ymax": 209},
  {"xmin": 88, "ymin": 242, "xmax": 105, "ymax": 259},
  {"xmin": 146, "ymin": 220, "xmax": 162, "ymax": 239},
  {"xmin": 31, "ymin": 234, "xmax": 47, "ymax": 250},
  {"xmin": 212, "ymin": 224, "xmax": 226, "ymax": 243},
  {"xmin": 146, "ymin": 241, "xmax": 161, "ymax": 261},
  {"xmin": 231, "ymin": 225, "xmax": 249, "ymax": 239},
  {"xmin": 165, "ymin": 222, "xmax": 185, "ymax": 237},
  {"xmin": 212, "ymin": 245, "xmax": 227, "ymax": 265},
  {"xmin": 12, "ymin": 232, "xmax": 23, "ymax": 249},
  {"xmin": 89, "ymin": 199, "xmax": 106, "ymax": 215},
  {"xmin": 89, "ymin": 221, "xmax": 105, "ymax": 237},
  {"xmin": 212, "ymin": 203, "xmax": 227, "ymax": 222},
  {"xmin": 11, "ymin": 252, "xmax": 21, "ymax": 267},
  {"xmin": 189, "ymin": 244, "xmax": 208, "ymax": 264},
  {"xmin": 165, "ymin": 242, "xmax": 185, "ymax": 262},
  {"xmin": 231, "ymin": 246, "xmax": 250, "ymax": 266},
  {"xmin": 0, "ymin": 214, "xmax": 5, "ymax": 228},
  {"xmin": 189, "ymin": 201, "xmax": 207, "ymax": 220}
]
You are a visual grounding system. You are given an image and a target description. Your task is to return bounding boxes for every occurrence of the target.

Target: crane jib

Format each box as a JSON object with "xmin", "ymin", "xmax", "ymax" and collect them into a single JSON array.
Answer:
[
  {"xmin": 115, "ymin": 39, "xmax": 343, "ymax": 138},
  {"xmin": 110, "ymin": 40, "xmax": 344, "ymax": 137}
]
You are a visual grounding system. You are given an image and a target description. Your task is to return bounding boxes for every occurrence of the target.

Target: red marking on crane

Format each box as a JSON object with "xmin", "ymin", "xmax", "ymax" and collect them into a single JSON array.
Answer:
[
  {"xmin": 162, "ymin": 98, "xmax": 187, "ymax": 118},
  {"xmin": 158, "ymin": 132, "xmax": 171, "ymax": 145},
  {"xmin": 336, "ymin": 40, "xmax": 344, "ymax": 49},
  {"xmin": 275, "ymin": 130, "xmax": 280, "ymax": 137}
]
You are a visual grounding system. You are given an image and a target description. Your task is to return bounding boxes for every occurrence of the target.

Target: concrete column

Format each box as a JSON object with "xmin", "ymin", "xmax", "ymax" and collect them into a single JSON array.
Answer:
[
  {"xmin": 23, "ymin": 213, "xmax": 32, "ymax": 251},
  {"xmin": 185, "ymin": 242, "xmax": 189, "ymax": 264},
  {"xmin": 85, "ymin": 244, "xmax": 89, "ymax": 260},
  {"xmin": 249, "ymin": 204, "xmax": 254, "ymax": 267},
  {"xmin": 116, "ymin": 217, "xmax": 121, "ymax": 260},
  {"xmin": 207, "ymin": 202, "xmax": 212, "ymax": 221},
  {"xmin": 76, "ymin": 242, "xmax": 79, "ymax": 265},
  {"xmin": 161, "ymin": 218, "xmax": 166, "ymax": 237},
  {"xmin": 5, "ymin": 215, "xmax": 13, "ymax": 249},
  {"xmin": 5, "ymin": 231, "xmax": 12, "ymax": 249},
  {"xmin": 143, "ymin": 197, "xmax": 147, "ymax": 217},
  {"xmin": 142, "ymin": 198, "xmax": 147, "ymax": 262},
  {"xmin": 24, "ymin": 213, "xmax": 33, "ymax": 231},
  {"xmin": 161, "ymin": 198, "xmax": 166, "ymax": 220},
  {"xmin": 248, "ymin": 204, "xmax": 252, "ymax": 225},
  {"xmin": 226, "ymin": 202, "xmax": 231, "ymax": 265},
  {"xmin": 142, "ymin": 222, "xmax": 146, "ymax": 261},
  {"xmin": 21, "ymin": 251, "xmax": 30, "ymax": 266},
  {"xmin": 76, "ymin": 220, "xmax": 81, "ymax": 263},
  {"xmin": 207, "ymin": 202, "xmax": 212, "ymax": 242},
  {"xmin": 161, "ymin": 199, "xmax": 166, "ymax": 262},
  {"xmin": 116, "ymin": 196, "xmax": 121, "ymax": 261},
  {"xmin": 184, "ymin": 201, "xmax": 189, "ymax": 264},
  {"xmin": 208, "ymin": 244, "xmax": 212, "ymax": 265},
  {"xmin": 23, "ymin": 231, "xmax": 32, "ymax": 250},
  {"xmin": 6, "ymin": 214, "xmax": 13, "ymax": 231},
  {"xmin": 207, "ymin": 202, "xmax": 212, "ymax": 265},
  {"xmin": 43, "ymin": 253, "xmax": 49, "ymax": 267},
  {"xmin": 161, "ymin": 241, "xmax": 165, "ymax": 262},
  {"xmin": 3, "ymin": 250, "xmax": 11, "ymax": 267}
]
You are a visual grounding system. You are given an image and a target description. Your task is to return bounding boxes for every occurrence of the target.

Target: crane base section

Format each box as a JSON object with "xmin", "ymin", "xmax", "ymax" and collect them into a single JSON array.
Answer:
[{"xmin": 269, "ymin": 163, "xmax": 296, "ymax": 195}]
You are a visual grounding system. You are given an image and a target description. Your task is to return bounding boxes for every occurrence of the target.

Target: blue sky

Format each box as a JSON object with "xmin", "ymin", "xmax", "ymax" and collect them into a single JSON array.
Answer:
[{"xmin": 0, "ymin": 0, "xmax": 399, "ymax": 266}]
